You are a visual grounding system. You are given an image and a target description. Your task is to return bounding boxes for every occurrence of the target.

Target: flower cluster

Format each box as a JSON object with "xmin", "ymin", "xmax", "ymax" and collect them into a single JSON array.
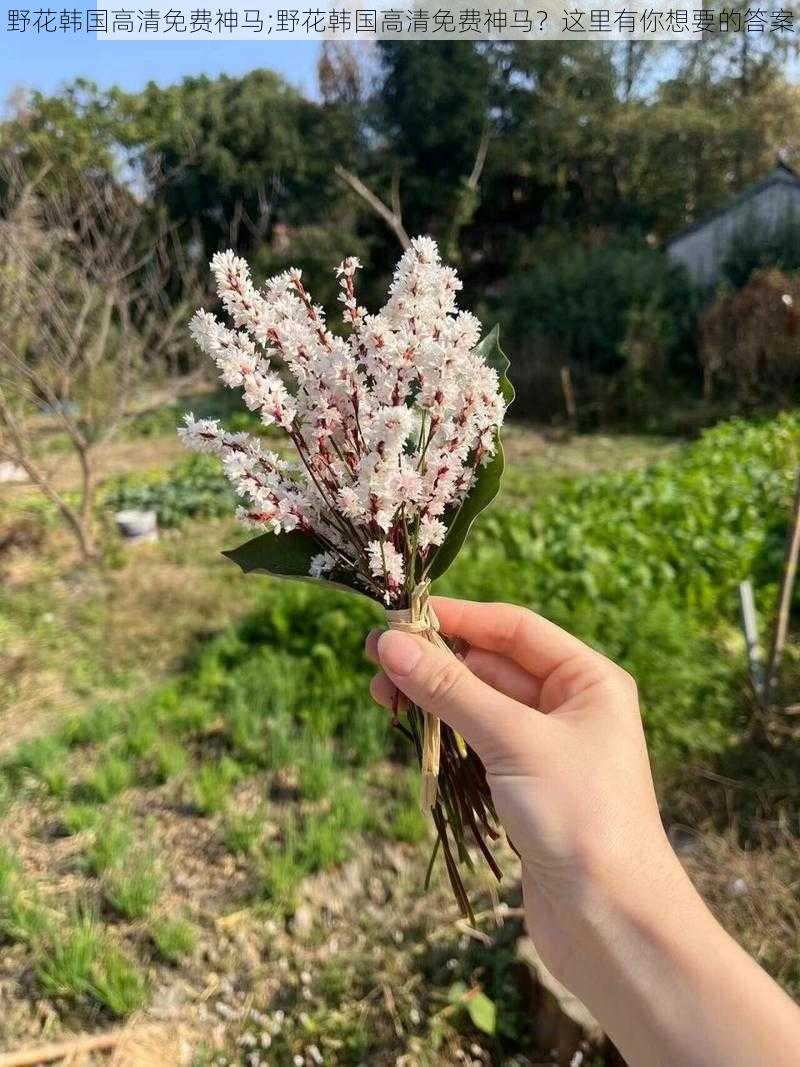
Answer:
[{"xmin": 181, "ymin": 236, "xmax": 507, "ymax": 604}]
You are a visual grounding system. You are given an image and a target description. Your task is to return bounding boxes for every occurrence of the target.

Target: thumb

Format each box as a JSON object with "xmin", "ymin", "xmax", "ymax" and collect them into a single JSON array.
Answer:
[{"xmin": 377, "ymin": 629, "xmax": 546, "ymax": 771}]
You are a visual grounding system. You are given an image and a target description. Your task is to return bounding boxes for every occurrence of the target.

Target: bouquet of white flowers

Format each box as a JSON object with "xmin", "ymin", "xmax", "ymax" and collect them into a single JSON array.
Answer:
[{"xmin": 180, "ymin": 236, "xmax": 513, "ymax": 916}]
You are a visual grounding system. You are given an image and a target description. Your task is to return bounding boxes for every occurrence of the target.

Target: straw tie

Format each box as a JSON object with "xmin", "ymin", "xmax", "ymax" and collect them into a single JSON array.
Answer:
[{"xmin": 385, "ymin": 581, "xmax": 452, "ymax": 813}]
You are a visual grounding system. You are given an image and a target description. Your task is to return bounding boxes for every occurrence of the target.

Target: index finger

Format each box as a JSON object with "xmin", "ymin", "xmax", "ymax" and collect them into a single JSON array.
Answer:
[{"xmin": 430, "ymin": 596, "xmax": 600, "ymax": 679}]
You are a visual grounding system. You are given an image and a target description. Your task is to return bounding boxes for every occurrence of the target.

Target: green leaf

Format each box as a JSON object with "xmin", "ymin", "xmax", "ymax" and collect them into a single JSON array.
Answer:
[
  {"xmin": 222, "ymin": 532, "xmax": 378, "ymax": 603},
  {"xmin": 446, "ymin": 981, "xmax": 468, "ymax": 1005},
  {"xmin": 480, "ymin": 323, "xmax": 515, "ymax": 407},
  {"xmin": 465, "ymin": 991, "xmax": 496, "ymax": 1035},
  {"xmin": 426, "ymin": 326, "xmax": 514, "ymax": 582}
]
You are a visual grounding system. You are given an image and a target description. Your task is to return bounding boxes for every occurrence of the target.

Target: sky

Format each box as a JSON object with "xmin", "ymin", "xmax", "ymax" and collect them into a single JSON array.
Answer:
[{"xmin": 0, "ymin": 10, "xmax": 321, "ymax": 103}]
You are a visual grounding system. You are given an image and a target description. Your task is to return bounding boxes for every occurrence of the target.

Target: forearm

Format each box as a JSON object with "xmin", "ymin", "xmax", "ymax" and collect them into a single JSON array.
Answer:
[{"xmin": 531, "ymin": 849, "xmax": 800, "ymax": 1067}]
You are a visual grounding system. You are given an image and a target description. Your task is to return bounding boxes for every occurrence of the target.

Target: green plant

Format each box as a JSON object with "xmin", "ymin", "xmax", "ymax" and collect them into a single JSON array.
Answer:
[
  {"xmin": 190, "ymin": 757, "xmax": 243, "ymax": 815},
  {"xmin": 103, "ymin": 852, "xmax": 162, "ymax": 920},
  {"xmin": 35, "ymin": 911, "xmax": 103, "ymax": 1002},
  {"xmin": 380, "ymin": 769, "xmax": 429, "ymax": 844},
  {"xmin": 149, "ymin": 915, "xmax": 198, "ymax": 963},
  {"xmin": 104, "ymin": 454, "xmax": 235, "ymax": 528},
  {"xmin": 2, "ymin": 893, "xmax": 53, "ymax": 945},
  {"xmin": 221, "ymin": 809, "xmax": 264, "ymax": 855},
  {"xmin": 60, "ymin": 704, "xmax": 124, "ymax": 748},
  {"xmin": 4, "ymin": 736, "xmax": 71, "ymax": 796},
  {"xmin": 61, "ymin": 804, "xmax": 104, "ymax": 836},
  {"xmin": 122, "ymin": 709, "xmax": 160, "ymax": 759},
  {"xmin": 500, "ymin": 240, "xmax": 697, "ymax": 420},
  {"xmin": 77, "ymin": 753, "xmax": 135, "ymax": 803},
  {"xmin": 259, "ymin": 832, "xmax": 308, "ymax": 913},
  {"xmin": 446, "ymin": 982, "xmax": 496, "ymax": 1035},
  {"xmin": 0, "ymin": 848, "xmax": 53, "ymax": 945},
  {"xmin": 90, "ymin": 943, "xmax": 149, "ymax": 1017},
  {"xmin": 0, "ymin": 845, "xmax": 18, "ymax": 898},
  {"xmin": 85, "ymin": 815, "xmax": 135, "ymax": 876},
  {"xmin": 296, "ymin": 740, "xmax": 336, "ymax": 801},
  {"xmin": 35, "ymin": 908, "xmax": 148, "ymax": 1017},
  {"xmin": 442, "ymin": 412, "xmax": 800, "ymax": 767},
  {"xmin": 151, "ymin": 739, "xmax": 189, "ymax": 783}
]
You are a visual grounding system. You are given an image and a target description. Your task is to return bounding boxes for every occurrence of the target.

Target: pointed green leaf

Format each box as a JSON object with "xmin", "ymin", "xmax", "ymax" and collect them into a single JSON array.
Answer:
[
  {"xmin": 426, "ymin": 326, "xmax": 513, "ymax": 582},
  {"xmin": 479, "ymin": 323, "xmax": 515, "ymax": 406},
  {"xmin": 222, "ymin": 531, "xmax": 378, "ymax": 603},
  {"xmin": 465, "ymin": 991, "xmax": 496, "ymax": 1035},
  {"xmin": 223, "ymin": 529, "xmax": 318, "ymax": 577}
]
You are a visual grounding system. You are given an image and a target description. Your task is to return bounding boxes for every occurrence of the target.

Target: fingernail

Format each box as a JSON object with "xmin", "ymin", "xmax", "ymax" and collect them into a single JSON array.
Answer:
[{"xmin": 377, "ymin": 631, "xmax": 422, "ymax": 676}]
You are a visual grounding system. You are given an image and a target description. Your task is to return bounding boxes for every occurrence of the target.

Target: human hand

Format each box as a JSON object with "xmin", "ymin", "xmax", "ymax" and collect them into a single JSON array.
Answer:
[
  {"xmin": 365, "ymin": 596, "xmax": 681, "ymax": 985},
  {"xmin": 366, "ymin": 598, "xmax": 800, "ymax": 1067}
]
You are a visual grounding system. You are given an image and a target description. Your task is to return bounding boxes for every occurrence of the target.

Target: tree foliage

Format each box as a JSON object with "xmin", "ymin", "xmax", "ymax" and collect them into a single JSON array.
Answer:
[{"xmin": 2, "ymin": 39, "xmax": 800, "ymax": 423}]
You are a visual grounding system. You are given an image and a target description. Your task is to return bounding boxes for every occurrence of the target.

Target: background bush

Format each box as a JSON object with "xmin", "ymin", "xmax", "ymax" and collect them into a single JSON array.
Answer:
[
  {"xmin": 104, "ymin": 455, "xmax": 234, "ymax": 527},
  {"xmin": 498, "ymin": 241, "xmax": 698, "ymax": 422}
]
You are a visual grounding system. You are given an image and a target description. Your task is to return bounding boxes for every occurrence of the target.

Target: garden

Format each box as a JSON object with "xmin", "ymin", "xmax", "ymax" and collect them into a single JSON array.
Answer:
[{"xmin": 1, "ymin": 400, "xmax": 799, "ymax": 1063}]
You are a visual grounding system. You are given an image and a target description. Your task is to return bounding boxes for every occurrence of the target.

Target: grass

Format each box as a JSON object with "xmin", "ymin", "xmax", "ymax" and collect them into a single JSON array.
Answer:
[
  {"xmin": 149, "ymin": 914, "xmax": 198, "ymax": 963},
  {"xmin": 0, "ymin": 847, "xmax": 148, "ymax": 1019},
  {"xmin": 296, "ymin": 740, "xmax": 336, "ymax": 801},
  {"xmin": 35, "ymin": 909, "xmax": 148, "ymax": 1018},
  {"xmin": 60, "ymin": 704, "xmax": 125, "ymax": 748},
  {"xmin": 0, "ymin": 848, "xmax": 53, "ymax": 945},
  {"xmin": 190, "ymin": 757, "xmax": 244, "ymax": 815},
  {"xmin": 1, "ymin": 413, "xmax": 799, "ymax": 1050},
  {"xmin": 386, "ymin": 774, "xmax": 430, "ymax": 845},
  {"xmin": 499, "ymin": 424, "xmax": 679, "ymax": 505},
  {"xmin": 103, "ymin": 850, "xmax": 162, "ymax": 920},
  {"xmin": 76, "ymin": 753, "xmax": 135, "ymax": 803},
  {"xmin": 221, "ymin": 808, "xmax": 265, "ymax": 855},
  {"xmin": 258, "ymin": 831, "xmax": 308, "ymax": 913},
  {"xmin": 83, "ymin": 811, "xmax": 162, "ymax": 921},
  {"xmin": 84, "ymin": 814, "xmax": 135, "ymax": 876},
  {"xmin": 60, "ymin": 803, "xmax": 104, "ymax": 836},
  {"xmin": 35, "ymin": 911, "xmax": 104, "ymax": 1001},
  {"xmin": 150, "ymin": 739, "xmax": 189, "ymax": 783},
  {"xmin": 88, "ymin": 942, "xmax": 149, "ymax": 1017},
  {"xmin": 258, "ymin": 780, "xmax": 372, "ymax": 910},
  {"xmin": 3, "ymin": 736, "xmax": 72, "ymax": 796}
]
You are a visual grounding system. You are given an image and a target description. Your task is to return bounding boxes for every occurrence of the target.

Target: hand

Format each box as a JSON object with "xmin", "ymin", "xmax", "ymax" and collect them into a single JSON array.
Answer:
[
  {"xmin": 365, "ymin": 597, "xmax": 800, "ymax": 1067},
  {"xmin": 365, "ymin": 595, "xmax": 676, "ymax": 984}
]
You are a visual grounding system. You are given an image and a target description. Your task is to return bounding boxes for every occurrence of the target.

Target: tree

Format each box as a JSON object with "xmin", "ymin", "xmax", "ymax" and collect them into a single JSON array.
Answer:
[
  {"xmin": 0, "ymin": 81, "xmax": 122, "ymax": 201},
  {"xmin": 0, "ymin": 162, "xmax": 196, "ymax": 561},
  {"xmin": 116, "ymin": 70, "xmax": 354, "ymax": 260},
  {"xmin": 333, "ymin": 43, "xmax": 494, "ymax": 266}
]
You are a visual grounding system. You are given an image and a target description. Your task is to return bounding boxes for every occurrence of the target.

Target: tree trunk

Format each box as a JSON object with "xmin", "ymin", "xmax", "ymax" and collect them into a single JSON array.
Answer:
[{"xmin": 76, "ymin": 443, "xmax": 98, "ymax": 561}]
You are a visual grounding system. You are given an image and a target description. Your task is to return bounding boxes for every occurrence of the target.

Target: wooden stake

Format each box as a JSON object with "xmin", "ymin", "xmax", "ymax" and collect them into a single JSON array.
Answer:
[
  {"xmin": 763, "ymin": 467, "xmax": 800, "ymax": 708},
  {"xmin": 560, "ymin": 366, "xmax": 577, "ymax": 430},
  {"xmin": 738, "ymin": 579, "xmax": 763, "ymax": 697}
]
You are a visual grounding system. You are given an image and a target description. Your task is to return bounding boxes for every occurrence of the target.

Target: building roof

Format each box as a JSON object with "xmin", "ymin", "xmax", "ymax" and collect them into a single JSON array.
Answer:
[{"xmin": 666, "ymin": 160, "xmax": 800, "ymax": 247}]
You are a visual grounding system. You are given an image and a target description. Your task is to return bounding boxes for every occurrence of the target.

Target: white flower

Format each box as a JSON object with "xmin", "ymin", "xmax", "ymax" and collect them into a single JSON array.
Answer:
[
  {"xmin": 419, "ymin": 515, "xmax": 447, "ymax": 550},
  {"xmin": 309, "ymin": 552, "xmax": 337, "ymax": 577},
  {"xmin": 366, "ymin": 540, "xmax": 405, "ymax": 589},
  {"xmin": 181, "ymin": 235, "xmax": 506, "ymax": 604}
]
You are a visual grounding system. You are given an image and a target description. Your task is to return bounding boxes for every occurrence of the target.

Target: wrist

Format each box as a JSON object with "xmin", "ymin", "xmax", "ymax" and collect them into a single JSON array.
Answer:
[
  {"xmin": 529, "ymin": 842, "xmax": 800, "ymax": 1067},
  {"xmin": 522, "ymin": 832, "xmax": 703, "ymax": 1000}
]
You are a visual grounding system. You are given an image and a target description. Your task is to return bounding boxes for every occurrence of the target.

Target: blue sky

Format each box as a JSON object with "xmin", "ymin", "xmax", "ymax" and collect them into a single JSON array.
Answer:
[{"xmin": 0, "ymin": 9, "xmax": 321, "ymax": 103}]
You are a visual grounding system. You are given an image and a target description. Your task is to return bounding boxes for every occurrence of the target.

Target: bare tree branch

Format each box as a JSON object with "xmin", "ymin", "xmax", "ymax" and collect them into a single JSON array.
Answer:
[
  {"xmin": 335, "ymin": 124, "xmax": 490, "ymax": 261},
  {"xmin": 334, "ymin": 164, "xmax": 411, "ymax": 250},
  {"xmin": 0, "ymin": 154, "xmax": 201, "ymax": 561},
  {"xmin": 466, "ymin": 124, "xmax": 491, "ymax": 192}
]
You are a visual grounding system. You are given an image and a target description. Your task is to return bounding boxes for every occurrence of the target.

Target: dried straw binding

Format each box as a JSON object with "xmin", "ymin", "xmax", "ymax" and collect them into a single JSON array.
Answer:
[{"xmin": 385, "ymin": 582, "xmax": 451, "ymax": 811}]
